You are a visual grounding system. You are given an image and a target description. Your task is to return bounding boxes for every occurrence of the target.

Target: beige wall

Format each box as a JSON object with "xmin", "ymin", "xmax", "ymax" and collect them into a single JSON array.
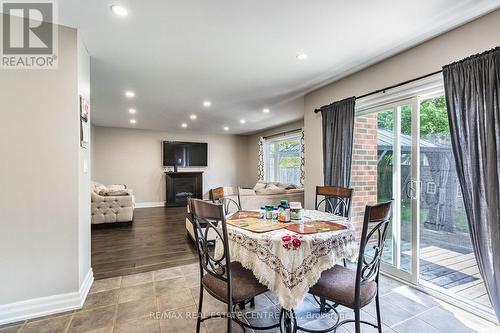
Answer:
[
  {"xmin": 245, "ymin": 120, "xmax": 304, "ymax": 185},
  {"xmin": 77, "ymin": 35, "xmax": 92, "ymax": 286},
  {"xmin": 303, "ymin": 9, "xmax": 500, "ymax": 209},
  {"xmin": 92, "ymin": 127, "xmax": 250, "ymax": 203},
  {"xmin": 0, "ymin": 22, "xmax": 90, "ymax": 309}
]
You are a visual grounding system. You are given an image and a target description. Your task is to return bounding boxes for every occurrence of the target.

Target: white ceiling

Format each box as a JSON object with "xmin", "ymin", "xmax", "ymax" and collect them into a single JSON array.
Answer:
[{"xmin": 58, "ymin": 0, "xmax": 500, "ymax": 134}]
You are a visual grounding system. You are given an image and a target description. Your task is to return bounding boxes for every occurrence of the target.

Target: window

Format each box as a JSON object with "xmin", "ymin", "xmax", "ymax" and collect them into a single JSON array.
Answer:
[
  {"xmin": 264, "ymin": 133, "xmax": 302, "ymax": 185},
  {"xmin": 426, "ymin": 181, "xmax": 436, "ymax": 194},
  {"xmin": 457, "ymin": 182, "xmax": 463, "ymax": 198}
]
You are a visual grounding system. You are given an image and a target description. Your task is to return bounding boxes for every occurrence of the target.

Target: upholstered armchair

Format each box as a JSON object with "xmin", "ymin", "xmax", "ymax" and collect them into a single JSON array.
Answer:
[{"xmin": 91, "ymin": 182, "xmax": 135, "ymax": 224}]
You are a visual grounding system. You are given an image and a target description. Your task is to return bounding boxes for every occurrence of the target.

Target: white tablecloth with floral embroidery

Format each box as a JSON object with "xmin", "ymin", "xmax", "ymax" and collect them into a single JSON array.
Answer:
[{"xmin": 215, "ymin": 210, "xmax": 358, "ymax": 310}]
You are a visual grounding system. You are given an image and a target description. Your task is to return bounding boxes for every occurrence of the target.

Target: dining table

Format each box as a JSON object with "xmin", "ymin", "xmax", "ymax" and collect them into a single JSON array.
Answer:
[{"xmin": 214, "ymin": 209, "xmax": 358, "ymax": 333}]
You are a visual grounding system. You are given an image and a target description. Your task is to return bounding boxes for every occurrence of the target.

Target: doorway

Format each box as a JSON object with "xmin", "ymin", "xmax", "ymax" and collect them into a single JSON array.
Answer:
[{"xmin": 352, "ymin": 93, "xmax": 493, "ymax": 316}]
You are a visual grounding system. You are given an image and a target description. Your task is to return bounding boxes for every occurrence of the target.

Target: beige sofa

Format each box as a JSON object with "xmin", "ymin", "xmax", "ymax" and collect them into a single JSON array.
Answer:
[
  {"xmin": 185, "ymin": 182, "xmax": 304, "ymax": 241},
  {"xmin": 229, "ymin": 181, "xmax": 304, "ymax": 210},
  {"xmin": 91, "ymin": 182, "xmax": 135, "ymax": 224}
]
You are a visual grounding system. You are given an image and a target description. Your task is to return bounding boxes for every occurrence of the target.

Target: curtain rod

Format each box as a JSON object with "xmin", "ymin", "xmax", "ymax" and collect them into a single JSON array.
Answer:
[
  {"xmin": 263, "ymin": 128, "xmax": 302, "ymax": 140},
  {"xmin": 313, "ymin": 69, "xmax": 443, "ymax": 113}
]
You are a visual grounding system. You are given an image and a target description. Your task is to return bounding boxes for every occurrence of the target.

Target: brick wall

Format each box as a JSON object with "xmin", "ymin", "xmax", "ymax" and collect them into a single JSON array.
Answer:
[{"xmin": 350, "ymin": 114, "xmax": 378, "ymax": 235}]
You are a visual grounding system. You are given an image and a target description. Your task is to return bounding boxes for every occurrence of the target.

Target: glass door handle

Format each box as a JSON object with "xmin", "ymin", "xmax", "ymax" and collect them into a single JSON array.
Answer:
[
  {"xmin": 410, "ymin": 180, "xmax": 418, "ymax": 200},
  {"xmin": 405, "ymin": 180, "xmax": 418, "ymax": 199},
  {"xmin": 405, "ymin": 181, "xmax": 412, "ymax": 199}
]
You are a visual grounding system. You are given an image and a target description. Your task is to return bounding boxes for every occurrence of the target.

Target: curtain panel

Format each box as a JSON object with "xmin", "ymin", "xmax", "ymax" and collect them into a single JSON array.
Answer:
[
  {"xmin": 321, "ymin": 97, "xmax": 356, "ymax": 187},
  {"xmin": 300, "ymin": 129, "xmax": 305, "ymax": 186},
  {"xmin": 258, "ymin": 137, "xmax": 265, "ymax": 181},
  {"xmin": 443, "ymin": 46, "xmax": 500, "ymax": 319}
]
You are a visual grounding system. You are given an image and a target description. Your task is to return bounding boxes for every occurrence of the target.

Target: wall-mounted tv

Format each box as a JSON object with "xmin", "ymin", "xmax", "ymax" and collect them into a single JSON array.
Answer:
[{"xmin": 162, "ymin": 141, "xmax": 208, "ymax": 167}]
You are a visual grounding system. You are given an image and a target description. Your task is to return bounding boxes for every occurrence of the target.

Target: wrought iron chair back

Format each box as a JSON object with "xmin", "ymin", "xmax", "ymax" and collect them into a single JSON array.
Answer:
[
  {"xmin": 354, "ymin": 201, "xmax": 393, "ymax": 305},
  {"xmin": 209, "ymin": 186, "xmax": 241, "ymax": 214},
  {"xmin": 188, "ymin": 198, "xmax": 232, "ymax": 297},
  {"xmin": 188, "ymin": 198, "xmax": 280, "ymax": 333},
  {"xmin": 315, "ymin": 186, "xmax": 353, "ymax": 217}
]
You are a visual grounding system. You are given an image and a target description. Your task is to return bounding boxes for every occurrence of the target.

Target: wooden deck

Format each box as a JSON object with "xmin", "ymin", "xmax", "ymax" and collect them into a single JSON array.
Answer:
[{"xmin": 411, "ymin": 245, "xmax": 491, "ymax": 308}]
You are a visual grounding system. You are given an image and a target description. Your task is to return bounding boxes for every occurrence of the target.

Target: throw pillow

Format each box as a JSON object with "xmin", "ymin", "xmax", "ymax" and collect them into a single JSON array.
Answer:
[
  {"xmin": 253, "ymin": 181, "xmax": 267, "ymax": 191},
  {"xmin": 239, "ymin": 188, "xmax": 256, "ymax": 196},
  {"xmin": 105, "ymin": 189, "xmax": 129, "ymax": 196}
]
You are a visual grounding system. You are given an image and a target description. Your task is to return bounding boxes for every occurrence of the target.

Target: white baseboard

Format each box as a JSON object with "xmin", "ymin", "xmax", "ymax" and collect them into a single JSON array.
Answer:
[
  {"xmin": 0, "ymin": 268, "xmax": 94, "ymax": 325},
  {"xmin": 135, "ymin": 201, "xmax": 166, "ymax": 208}
]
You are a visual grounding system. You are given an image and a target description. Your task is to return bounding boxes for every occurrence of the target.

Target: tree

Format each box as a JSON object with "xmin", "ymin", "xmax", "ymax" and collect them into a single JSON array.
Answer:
[{"xmin": 377, "ymin": 96, "xmax": 449, "ymax": 140}]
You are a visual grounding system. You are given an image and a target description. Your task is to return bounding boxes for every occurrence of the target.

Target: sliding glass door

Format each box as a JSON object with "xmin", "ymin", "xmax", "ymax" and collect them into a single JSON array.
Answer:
[
  {"xmin": 354, "ymin": 93, "xmax": 493, "ymax": 313},
  {"xmin": 364, "ymin": 98, "xmax": 419, "ymax": 282},
  {"xmin": 417, "ymin": 96, "xmax": 492, "ymax": 310}
]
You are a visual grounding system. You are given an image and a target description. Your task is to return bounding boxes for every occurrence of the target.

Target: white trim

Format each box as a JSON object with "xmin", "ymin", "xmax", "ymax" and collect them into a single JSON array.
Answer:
[
  {"xmin": 263, "ymin": 132, "xmax": 302, "ymax": 185},
  {"xmin": 0, "ymin": 268, "xmax": 94, "ymax": 325},
  {"xmin": 355, "ymin": 73, "xmax": 444, "ymax": 114},
  {"xmin": 135, "ymin": 201, "xmax": 166, "ymax": 208}
]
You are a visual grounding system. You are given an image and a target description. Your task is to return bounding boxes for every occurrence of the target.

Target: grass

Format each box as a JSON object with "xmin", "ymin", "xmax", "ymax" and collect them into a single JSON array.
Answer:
[{"xmin": 398, "ymin": 202, "xmax": 470, "ymax": 239}]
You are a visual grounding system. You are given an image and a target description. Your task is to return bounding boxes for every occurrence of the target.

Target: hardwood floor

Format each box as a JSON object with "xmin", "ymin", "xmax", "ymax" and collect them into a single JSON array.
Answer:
[{"xmin": 91, "ymin": 206, "xmax": 198, "ymax": 280}]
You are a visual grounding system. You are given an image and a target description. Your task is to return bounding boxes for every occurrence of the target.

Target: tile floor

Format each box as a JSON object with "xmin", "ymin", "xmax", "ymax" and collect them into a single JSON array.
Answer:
[{"xmin": 1, "ymin": 263, "xmax": 499, "ymax": 333}]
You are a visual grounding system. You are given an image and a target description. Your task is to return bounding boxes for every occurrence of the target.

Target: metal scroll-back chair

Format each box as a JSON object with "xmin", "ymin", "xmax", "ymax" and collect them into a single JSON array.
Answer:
[
  {"xmin": 209, "ymin": 187, "xmax": 254, "ymax": 309},
  {"xmin": 315, "ymin": 185, "xmax": 353, "ymax": 270},
  {"xmin": 209, "ymin": 186, "xmax": 242, "ymax": 215},
  {"xmin": 305, "ymin": 201, "xmax": 393, "ymax": 333},
  {"xmin": 315, "ymin": 185, "xmax": 353, "ymax": 217},
  {"xmin": 188, "ymin": 198, "xmax": 280, "ymax": 333}
]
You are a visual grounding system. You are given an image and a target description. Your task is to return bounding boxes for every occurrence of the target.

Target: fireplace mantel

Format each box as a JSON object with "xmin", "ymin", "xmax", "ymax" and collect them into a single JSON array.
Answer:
[{"xmin": 164, "ymin": 172, "xmax": 203, "ymax": 207}]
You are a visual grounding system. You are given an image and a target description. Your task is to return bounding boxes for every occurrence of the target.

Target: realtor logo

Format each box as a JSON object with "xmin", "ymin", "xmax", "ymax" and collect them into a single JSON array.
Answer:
[{"xmin": 1, "ymin": 0, "xmax": 58, "ymax": 69}]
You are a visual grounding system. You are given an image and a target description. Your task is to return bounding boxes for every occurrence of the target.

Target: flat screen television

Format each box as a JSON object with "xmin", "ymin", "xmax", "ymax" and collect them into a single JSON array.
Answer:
[{"xmin": 162, "ymin": 141, "xmax": 208, "ymax": 167}]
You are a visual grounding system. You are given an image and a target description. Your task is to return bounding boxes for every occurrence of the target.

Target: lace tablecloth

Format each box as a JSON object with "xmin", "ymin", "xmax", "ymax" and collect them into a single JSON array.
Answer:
[{"xmin": 215, "ymin": 210, "xmax": 358, "ymax": 310}]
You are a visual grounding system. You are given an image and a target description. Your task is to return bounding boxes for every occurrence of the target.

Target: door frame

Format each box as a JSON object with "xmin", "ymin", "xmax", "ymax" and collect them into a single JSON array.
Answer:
[
  {"xmin": 358, "ymin": 97, "xmax": 420, "ymax": 284},
  {"xmin": 354, "ymin": 75, "xmax": 497, "ymax": 320}
]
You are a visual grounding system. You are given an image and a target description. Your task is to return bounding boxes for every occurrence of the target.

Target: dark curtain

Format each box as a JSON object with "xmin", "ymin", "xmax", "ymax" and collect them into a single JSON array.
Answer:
[
  {"xmin": 443, "ymin": 47, "xmax": 500, "ymax": 319},
  {"xmin": 321, "ymin": 97, "xmax": 356, "ymax": 187}
]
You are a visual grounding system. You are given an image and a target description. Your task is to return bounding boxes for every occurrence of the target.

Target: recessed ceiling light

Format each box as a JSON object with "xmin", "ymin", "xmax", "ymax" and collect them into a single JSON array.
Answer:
[
  {"xmin": 240, "ymin": 119, "xmax": 246, "ymax": 124},
  {"xmin": 125, "ymin": 90, "xmax": 135, "ymax": 98},
  {"xmin": 181, "ymin": 123, "xmax": 188, "ymax": 128},
  {"xmin": 296, "ymin": 53, "xmax": 308, "ymax": 60},
  {"xmin": 129, "ymin": 108, "xmax": 136, "ymax": 114},
  {"xmin": 190, "ymin": 114, "xmax": 197, "ymax": 120},
  {"xmin": 223, "ymin": 126, "xmax": 229, "ymax": 131},
  {"xmin": 262, "ymin": 108, "xmax": 270, "ymax": 113},
  {"xmin": 111, "ymin": 5, "xmax": 128, "ymax": 17},
  {"xmin": 129, "ymin": 119, "xmax": 136, "ymax": 124},
  {"xmin": 203, "ymin": 100, "xmax": 212, "ymax": 108}
]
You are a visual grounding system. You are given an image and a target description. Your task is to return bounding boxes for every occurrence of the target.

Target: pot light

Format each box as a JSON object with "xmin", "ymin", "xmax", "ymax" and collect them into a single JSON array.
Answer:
[
  {"xmin": 181, "ymin": 123, "xmax": 188, "ymax": 128},
  {"xmin": 111, "ymin": 5, "xmax": 128, "ymax": 17},
  {"xmin": 125, "ymin": 90, "xmax": 135, "ymax": 98},
  {"xmin": 129, "ymin": 108, "xmax": 136, "ymax": 114},
  {"xmin": 203, "ymin": 100, "xmax": 212, "ymax": 108},
  {"xmin": 296, "ymin": 53, "xmax": 308, "ymax": 60},
  {"xmin": 190, "ymin": 114, "xmax": 197, "ymax": 120},
  {"xmin": 223, "ymin": 126, "xmax": 229, "ymax": 131},
  {"xmin": 262, "ymin": 108, "xmax": 270, "ymax": 113},
  {"xmin": 129, "ymin": 119, "xmax": 136, "ymax": 124},
  {"xmin": 240, "ymin": 119, "xmax": 246, "ymax": 124}
]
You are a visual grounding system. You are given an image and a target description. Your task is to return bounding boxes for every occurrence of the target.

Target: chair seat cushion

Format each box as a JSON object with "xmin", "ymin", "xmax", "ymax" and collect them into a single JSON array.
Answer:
[
  {"xmin": 309, "ymin": 265, "xmax": 377, "ymax": 308},
  {"xmin": 202, "ymin": 262, "xmax": 267, "ymax": 303}
]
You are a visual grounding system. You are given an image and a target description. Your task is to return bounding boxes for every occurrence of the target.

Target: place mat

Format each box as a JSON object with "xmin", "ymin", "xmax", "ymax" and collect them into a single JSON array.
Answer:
[
  {"xmin": 227, "ymin": 211, "xmax": 287, "ymax": 233},
  {"xmin": 285, "ymin": 221, "xmax": 348, "ymax": 234},
  {"xmin": 227, "ymin": 211, "xmax": 261, "ymax": 220}
]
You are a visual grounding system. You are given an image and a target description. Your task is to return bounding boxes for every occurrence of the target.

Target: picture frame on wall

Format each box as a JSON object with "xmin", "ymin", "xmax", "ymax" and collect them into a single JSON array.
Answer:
[
  {"xmin": 80, "ymin": 96, "xmax": 90, "ymax": 122},
  {"xmin": 81, "ymin": 120, "xmax": 90, "ymax": 148},
  {"xmin": 80, "ymin": 95, "xmax": 90, "ymax": 148}
]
